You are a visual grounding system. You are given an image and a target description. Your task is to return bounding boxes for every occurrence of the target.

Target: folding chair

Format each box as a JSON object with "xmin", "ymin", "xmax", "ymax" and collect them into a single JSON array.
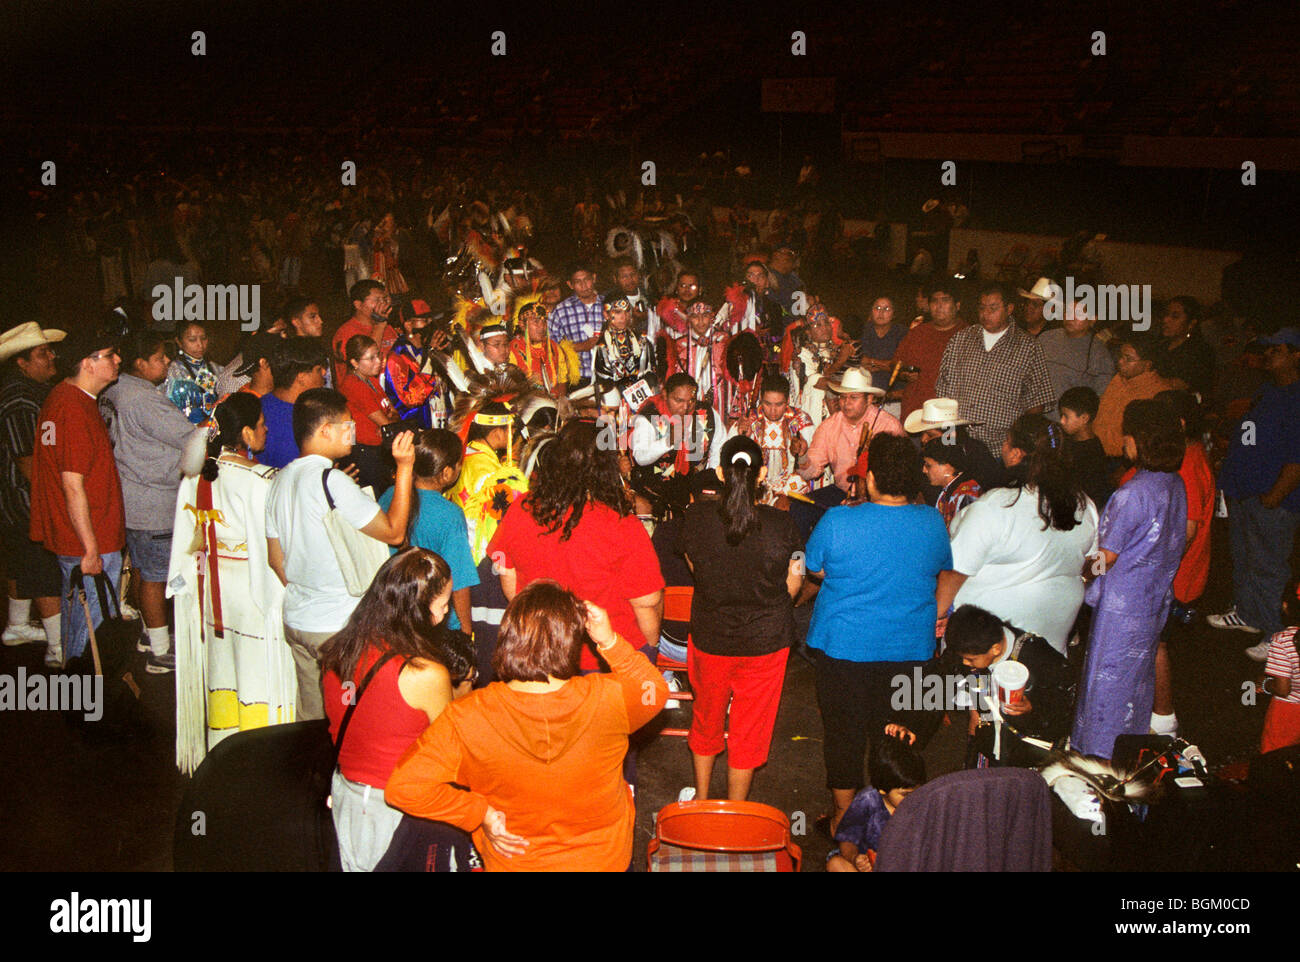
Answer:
[
  {"xmin": 647, "ymin": 800, "xmax": 802, "ymax": 872},
  {"xmin": 656, "ymin": 585, "xmax": 695, "ymax": 738}
]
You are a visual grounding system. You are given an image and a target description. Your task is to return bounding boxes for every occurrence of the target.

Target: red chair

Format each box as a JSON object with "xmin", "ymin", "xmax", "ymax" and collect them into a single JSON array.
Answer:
[
  {"xmin": 647, "ymin": 800, "xmax": 802, "ymax": 872},
  {"xmin": 656, "ymin": 585, "xmax": 695, "ymax": 738}
]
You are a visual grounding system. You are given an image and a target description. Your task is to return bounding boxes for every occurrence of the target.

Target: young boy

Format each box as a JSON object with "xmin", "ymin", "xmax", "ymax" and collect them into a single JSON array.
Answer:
[
  {"xmin": 1058, "ymin": 386, "xmax": 1113, "ymax": 511},
  {"xmin": 265, "ymin": 388, "xmax": 415, "ymax": 719},
  {"xmin": 921, "ymin": 436, "xmax": 981, "ymax": 528}
]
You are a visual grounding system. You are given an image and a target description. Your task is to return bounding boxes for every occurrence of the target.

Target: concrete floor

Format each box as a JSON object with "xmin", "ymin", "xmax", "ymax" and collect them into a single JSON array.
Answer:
[{"xmin": 0, "ymin": 522, "xmax": 1281, "ymax": 872}]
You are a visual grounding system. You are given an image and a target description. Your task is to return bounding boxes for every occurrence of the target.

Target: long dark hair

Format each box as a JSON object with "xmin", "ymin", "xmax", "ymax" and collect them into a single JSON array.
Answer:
[
  {"xmin": 524, "ymin": 419, "xmax": 628, "ymax": 541},
  {"xmin": 404, "ymin": 428, "xmax": 464, "ymax": 547},
  {"xmin": 317, "ymin": 548, "xmax": 453, "ymax": 685},
  {"xmin": 718, "ymin": 434, "xmax": 762, "ymax": 545},
  {"xmin": 201, "ymin": 392, "xmax": 263, "ymax": 481},
  {"xmin": 1005, "ymin": 413, "xmax": 1087, "ymax": 530}
]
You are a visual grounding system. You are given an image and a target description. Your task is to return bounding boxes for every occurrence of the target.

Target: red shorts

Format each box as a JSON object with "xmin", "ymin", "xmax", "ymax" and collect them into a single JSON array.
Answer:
[
  {"xmin": 1260, "ymin": 696, "xmax": 1300, "ymax": 755},
  {"xmin": 687, "ymin": 645, "xmax": 789, "ymax": 770}
]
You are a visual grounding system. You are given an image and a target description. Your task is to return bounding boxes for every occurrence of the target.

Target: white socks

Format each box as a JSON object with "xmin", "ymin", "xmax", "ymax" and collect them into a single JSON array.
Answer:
[
  {"xmin": 1150, "ymin": 712, "xmax": 1178, "ymax": 736},
  {"xmin": 42, "ymin": 613, "xmax": 61, "ymax": 646},
  {"xmin": 146, "ymin": 625, "xmax": 171, "ymax": 656},
  {"xmin": 7, "ymin": 598, "xmax": 31, "ymax": 626}
]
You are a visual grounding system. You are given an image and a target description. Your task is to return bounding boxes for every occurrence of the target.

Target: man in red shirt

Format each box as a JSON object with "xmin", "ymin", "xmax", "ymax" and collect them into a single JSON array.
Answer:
[
  {"xmin": 332, "ymin": 280, "xmax": 398, "ymax": 386},
  {"xmin": 892, "ymin": 278, "xmax": 968, "ymax": 419},
  {"xmin": 29, "ymin": 328, "xmax": 126, "ymax": 667}
]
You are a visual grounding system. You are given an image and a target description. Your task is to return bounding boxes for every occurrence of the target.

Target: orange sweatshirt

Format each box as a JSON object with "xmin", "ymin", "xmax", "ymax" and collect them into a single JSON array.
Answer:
[
  {"xmin": 385, "ymin": 635, "xmax": 668, "ymax": 872},
  {"xmin": 1094, "ymin": 370, "xmax": 1186, "ymax": 456}
]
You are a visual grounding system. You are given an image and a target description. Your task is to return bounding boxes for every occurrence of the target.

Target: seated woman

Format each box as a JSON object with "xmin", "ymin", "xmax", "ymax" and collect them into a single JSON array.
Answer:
[
  {"xmin": 385, "ymin": 582, "xmax": 668, "ymax": 872},
  {"xmin": 319, "ymin": 548, "xmax": 469, "ymax": 872},
  {"xmin": 675, "ymin": 435, "xmax": 804, "ymax": 801}
]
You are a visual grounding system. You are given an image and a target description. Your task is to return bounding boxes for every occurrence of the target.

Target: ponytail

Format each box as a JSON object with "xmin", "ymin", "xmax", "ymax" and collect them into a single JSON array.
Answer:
[
  {"xmin": 718, "ymin": 435, "xmax": 763, "ymax": 545},
  {"xmin": 203, "ymin": 393, "xmax": 263, "ymax": 482}
]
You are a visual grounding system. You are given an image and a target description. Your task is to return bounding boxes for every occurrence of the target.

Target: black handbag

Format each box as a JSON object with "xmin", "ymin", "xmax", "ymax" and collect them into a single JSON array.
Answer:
[{"xmin": 63, "ymin": 566, "xmax": 148, "ymax": 741}]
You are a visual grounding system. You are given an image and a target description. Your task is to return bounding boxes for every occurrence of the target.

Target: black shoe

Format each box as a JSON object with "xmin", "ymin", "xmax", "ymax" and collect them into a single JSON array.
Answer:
[{"xmin": 146, "ymin": 651, "xmax": 175, "ymax": 674}]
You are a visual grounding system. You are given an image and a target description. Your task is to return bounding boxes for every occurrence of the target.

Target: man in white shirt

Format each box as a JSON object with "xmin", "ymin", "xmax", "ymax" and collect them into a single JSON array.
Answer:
[{"xmin": 266, "ymin": 388, "xmax": 415, "ymax": 719}]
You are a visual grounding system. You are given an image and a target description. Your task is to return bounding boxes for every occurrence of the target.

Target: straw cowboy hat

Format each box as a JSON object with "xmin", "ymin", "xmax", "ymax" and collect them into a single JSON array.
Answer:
[
  {"xmin": 827, "ymin": 367, "xmax": 885, "ymax": 396},
  {"xmin": 903, "ymin": 397, "xmax": 975, "ymax": 433},
  {"xmin": 1018, "ymin": 276, "xmax": 1056, "ymax": 301},
  {"xmin": 0, "ymin": 322, "xmax": 66, "ymax": 363}
]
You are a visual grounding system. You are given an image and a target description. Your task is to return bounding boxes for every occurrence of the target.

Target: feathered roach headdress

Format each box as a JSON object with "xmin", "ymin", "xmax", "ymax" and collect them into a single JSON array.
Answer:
[{"xmin": 449, "ymin": 365, "xmax": 538, "ymax": 464}]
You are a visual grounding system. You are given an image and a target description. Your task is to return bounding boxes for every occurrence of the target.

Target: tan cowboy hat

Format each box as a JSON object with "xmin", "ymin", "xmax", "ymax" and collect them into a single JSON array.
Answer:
[
  {"xmin": 0, "ymin": 322, "xmax": 66, "ymax": 363},
  {"xmin": 1018, "ymin": 276, "xmax": 1056, "ymax": 301},
  {"xmin": 903, "ymin": 397, "xmax": 974, "ymax": 433},
  {"xmin": 827, "ymin": 367, "xmax": 885, "ymax": 396}
]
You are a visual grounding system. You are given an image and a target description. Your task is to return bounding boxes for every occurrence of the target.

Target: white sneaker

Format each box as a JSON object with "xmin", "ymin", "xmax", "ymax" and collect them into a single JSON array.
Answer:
[
  {"xmin": 44, "ymin": 645, "xmax": 64, "ymax": 669},
  {"xmin": 677, "ymin": 787, "xmax": 697, "ymax": 803},
  {"xmin": 119, "ymin": 600, "xmax": 141, "ymax": 621},
  {"xmin": 1206, "ymin": 607, "xmax": 1262, "ymax": 633},
  {"xmin": 1245, "ymin": 638, "xmax": 1271, "ymax": 663},
  {"xmin": 664, "ymin": 671, "xmax": 683, "ymax": 710},
  {"xmin": 2, "ymin": 623, "xmax": 47, "ymax": 646}
]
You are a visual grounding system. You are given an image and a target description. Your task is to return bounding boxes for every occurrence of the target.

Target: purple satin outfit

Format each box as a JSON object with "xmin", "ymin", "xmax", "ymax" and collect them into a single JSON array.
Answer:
[{"xmin": 1071, "ymin": 470, "xmax": 1186, "ymax": 758}]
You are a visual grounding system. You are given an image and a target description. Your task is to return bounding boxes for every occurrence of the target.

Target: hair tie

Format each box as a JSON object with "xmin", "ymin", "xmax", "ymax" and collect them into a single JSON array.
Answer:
[
  {"xmin": 1046, "ymin": 423, "xmax": 1059, "ymax": 450},
  {"xmin": 731, "ymin": 451, "xmax": 752, "ymax": 466}
]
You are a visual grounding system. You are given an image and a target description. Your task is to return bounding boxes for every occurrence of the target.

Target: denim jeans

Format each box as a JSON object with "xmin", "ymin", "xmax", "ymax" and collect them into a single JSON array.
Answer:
[
  {"xmin": 1227, "ymin": 496, "xmax": 1300, "ymax": 635},
  {"xmin": 58, "ymin": 552, "xmax": 124, "ymax": 660}
]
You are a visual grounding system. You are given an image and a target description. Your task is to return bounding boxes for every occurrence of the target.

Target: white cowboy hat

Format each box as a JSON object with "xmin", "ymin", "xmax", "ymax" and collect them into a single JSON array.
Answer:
[
  {"xmin": 903, "ymin": 397, "xmax": 974, "ymax": 433},
  {"xmin": 0, "ymin": 322, "xmax": 66, "ymax": 363},
  {"xmin": 827, "ymin": 367, "xmax": 885, "ymax": 396},
  {"xmin": 1018, "ymin": 277, "xmax": 1056, "ymax": 301}
]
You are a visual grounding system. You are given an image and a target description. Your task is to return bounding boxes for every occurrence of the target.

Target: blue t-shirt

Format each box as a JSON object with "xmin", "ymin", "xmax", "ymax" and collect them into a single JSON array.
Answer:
[
  {"xmin": 805, "ymin": 502, "xmax": 953, "ymax": 662},
  {"xmin": 1219, "ymin": 380, "xmax": 1300, "ymax": 512},
  {"xmin": 859, "ymin": 324, "xmax": 907, "ymax": 390},
  {"xmin": 834, "ymin": 786, "xmax": 892, "ymax": 857},
  {"xmin": 378, "ymin": 487, "xmax": 480, "ymax": 631},
  {"xmin": 260, "ymin": 393, "xmax": 299, "ymax": 470}
]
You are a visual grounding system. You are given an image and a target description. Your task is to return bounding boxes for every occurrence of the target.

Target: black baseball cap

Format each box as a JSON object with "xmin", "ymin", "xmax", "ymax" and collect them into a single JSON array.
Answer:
[{"xmin": 57, "ymin": 326, "xmax": 117, "ymax": 366}]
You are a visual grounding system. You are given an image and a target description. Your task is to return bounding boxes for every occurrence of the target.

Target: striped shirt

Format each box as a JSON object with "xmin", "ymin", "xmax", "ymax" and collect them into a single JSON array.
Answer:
[
  {"xmin": 1266, "ymin": 628, "xmax": 1300, "ymax": 705},
  {"xmin": 548, "ymin": 294, "xmax": 605, "ymax": 378},
  {"xmin": 935, "ymin": 324, "xmax": 1056, "ymax": 457},
  {"xmin": 0, "ymin": 374, "xmax": 52, "ymax": 527}
]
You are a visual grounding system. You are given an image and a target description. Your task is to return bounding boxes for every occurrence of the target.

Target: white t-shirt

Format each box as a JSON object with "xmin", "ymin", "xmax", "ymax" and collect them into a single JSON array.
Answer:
[
  {"xmin": 266, "ymin": 454, "xmax": 382, "ymax": 632},
  {"xmin": 982, "ymin": 326, "xmax": 1010, "ymax": 351},
  {"xmin": 949, "ymin": 485, "xmax": 1099, "ymax": 654}
]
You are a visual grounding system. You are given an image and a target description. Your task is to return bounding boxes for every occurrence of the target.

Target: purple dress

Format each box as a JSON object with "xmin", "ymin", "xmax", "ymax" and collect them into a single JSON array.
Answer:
[{"xmin": 1071, "ymin": 470, "xmax": 1186, "ymax": 758}]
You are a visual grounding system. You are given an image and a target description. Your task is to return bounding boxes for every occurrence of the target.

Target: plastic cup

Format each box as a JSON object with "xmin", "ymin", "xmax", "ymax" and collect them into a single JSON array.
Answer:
[{"xmin": 991, "ymin": 660, "xmax": 1029, "ymax": 709}]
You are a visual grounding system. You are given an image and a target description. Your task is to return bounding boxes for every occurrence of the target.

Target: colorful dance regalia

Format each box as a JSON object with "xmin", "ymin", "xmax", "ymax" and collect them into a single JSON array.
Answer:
[
  {"xmin": 722, "ymin": 282, "xmax": 786, "ymax": 361},
  {"xmin": 169, "ymin": 457, "xmax": 297, "ymax": 774},
  {"xmin": 664, "ymin": 325, "xmax": 729, "ymax": 411},
  {"xmin": 631, "ymin": 394, "xmax": 720, "ymax": 515},
  {"xmin": 165, "ymin": 353, "xmax": 219, "ymax": 426},
  {"xmin": 787, "ymin": 329, "xmax": 848, "ymax": 428},
  {"xmin": 449, "ymin": 439, "xmax": 529, "ymax": 564},
  {"xmin": 736, "ymin": 407, "xmax": 814, "ymax": 504},
  {"xmin": 509, "ymin": 334, "xmax": 575, "ymax": 397},
  {"xmin": 384, "ymin": 336, "xmax": 447, "ymax": 429},
  {"xmin": 593, "ymin": 326, "xmax": 655, "ymax": 401}
]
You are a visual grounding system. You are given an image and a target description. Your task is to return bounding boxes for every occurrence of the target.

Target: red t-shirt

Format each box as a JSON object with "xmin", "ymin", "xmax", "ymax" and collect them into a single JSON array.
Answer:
[
  {"xmin": 1118, "ymin": 441, "xmax": 1213, "ymax": 603},
  {"xmin": 332, "ymin": 318, "xmax": 399, "ymax": 386},
  {"xmin": 895, "ymin": 321, "xmax": 967, "ymax": 418},
  {"xmin": 29, "ymin": 380, "xmax": 126, "ymax": 557},
  {"xmin": 487, "ymin": 500, "xmax": 666, "ymax": 671},
  {"xmin": 323, "ymin": 649, "xmax": 429, "ymax": 789},
  {"xmin": 340, "ymin": 373, "xmax": 393, "ymax": 446}
]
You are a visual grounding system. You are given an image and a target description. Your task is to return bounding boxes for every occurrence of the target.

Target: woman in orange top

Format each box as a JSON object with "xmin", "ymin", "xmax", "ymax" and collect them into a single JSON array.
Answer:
[{"xmin": 385, "ymin": 580, "xmax": 668, "ymax": 871}]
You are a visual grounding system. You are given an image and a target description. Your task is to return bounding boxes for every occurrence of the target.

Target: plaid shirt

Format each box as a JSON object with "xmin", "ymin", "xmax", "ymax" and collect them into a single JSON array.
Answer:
[
  {"xmin": 935, "ymin": 325, "xmax": 1055, "ymax": 455},
  {"xmin": 548, "ymin": 294, "xmax": 605, "ymax": 378},
  {"xmin": 0, "ymin": 374, "xmax": 52, "ymax": 528}
]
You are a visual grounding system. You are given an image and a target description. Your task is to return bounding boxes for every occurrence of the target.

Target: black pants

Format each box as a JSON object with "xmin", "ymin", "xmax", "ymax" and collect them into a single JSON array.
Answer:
[{"xmin": 813, "ymin": 651, "xmax": 921, "ymax": 791}]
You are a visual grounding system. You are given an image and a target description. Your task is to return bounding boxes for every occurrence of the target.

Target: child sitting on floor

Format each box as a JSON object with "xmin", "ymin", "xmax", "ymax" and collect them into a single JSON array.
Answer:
[{"xmin": 827, "ymin": 733, "xmax": 925, "ymax": 872}]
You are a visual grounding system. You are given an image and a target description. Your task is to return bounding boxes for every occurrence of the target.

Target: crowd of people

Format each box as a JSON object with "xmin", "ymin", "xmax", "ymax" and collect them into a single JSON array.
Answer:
[{"xmin": 5, "ymin": 168, "xmax": 1300, "ymax": 872}]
